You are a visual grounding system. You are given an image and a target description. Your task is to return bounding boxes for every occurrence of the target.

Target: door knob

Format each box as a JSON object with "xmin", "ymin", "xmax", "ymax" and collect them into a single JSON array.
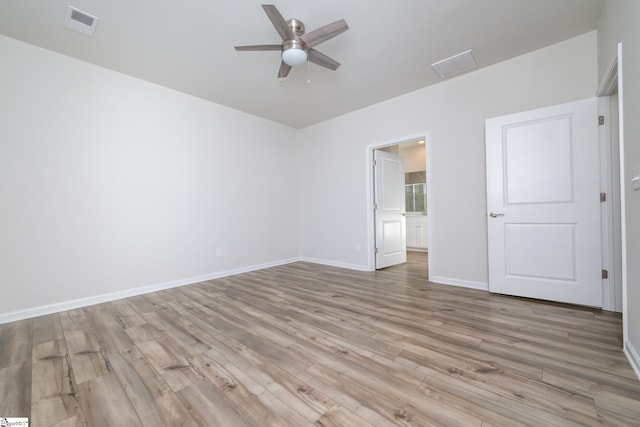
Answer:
[{"xmin": 489, "ymin": 212, "xmax": 505, "ymax": 218}]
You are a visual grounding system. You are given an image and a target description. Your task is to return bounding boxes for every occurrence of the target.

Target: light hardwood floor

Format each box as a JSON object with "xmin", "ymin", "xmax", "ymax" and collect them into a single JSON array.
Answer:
[{"xmin": 1, "ymin": 252, "xmax": 640, "ymax": 426}]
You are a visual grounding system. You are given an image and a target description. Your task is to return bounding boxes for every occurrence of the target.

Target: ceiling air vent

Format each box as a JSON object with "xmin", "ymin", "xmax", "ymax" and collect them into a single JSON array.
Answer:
[
  {"xmin": 64, "ymin": 6, "xmax": 99, "ymax": 36},
  {"xmin": 431, "ymin": 50, "xmax": 478, "ymax": 79}
]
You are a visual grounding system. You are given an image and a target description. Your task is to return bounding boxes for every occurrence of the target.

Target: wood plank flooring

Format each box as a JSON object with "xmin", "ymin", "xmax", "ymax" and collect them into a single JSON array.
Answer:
[{"xmin": 2, "ymin": 252, "xmax": 640, "ymax": 426}]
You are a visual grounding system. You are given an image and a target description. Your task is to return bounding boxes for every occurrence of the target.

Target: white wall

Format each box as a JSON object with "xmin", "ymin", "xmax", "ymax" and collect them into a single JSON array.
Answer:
[
  {"xmin": 0, "ymin": 35, "xmax": 299, "ymax": 320},
  {"xmin": 598, "ymin": 0, "xmax": 640, "ymax": 376},
  {"xmin": 297, "ymin": 32, "xmax": 598, "ymax": 286},
  {"xmin": 399, "ymin": 144, "xmax": 426, "ymax": 173}
]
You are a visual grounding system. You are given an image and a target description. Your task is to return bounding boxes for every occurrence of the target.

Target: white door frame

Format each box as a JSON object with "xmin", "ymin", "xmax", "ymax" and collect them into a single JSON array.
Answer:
[
  {"xmin": 597, "ymin": 44, "xmax": 627, "ymax": 326},
  {"xmin": 598, "ymin": 94, "xmax": 622, "ymax": 312},
  {"xmin": 366, "ymin": 132, "xmax": 431, "ymax": 271}
]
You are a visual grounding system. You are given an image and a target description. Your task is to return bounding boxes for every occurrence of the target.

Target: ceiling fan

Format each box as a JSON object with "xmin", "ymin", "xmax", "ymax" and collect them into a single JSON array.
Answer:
[{"xmin": 234, "ymin": 4, "xmax": 349, "ymax": 78}]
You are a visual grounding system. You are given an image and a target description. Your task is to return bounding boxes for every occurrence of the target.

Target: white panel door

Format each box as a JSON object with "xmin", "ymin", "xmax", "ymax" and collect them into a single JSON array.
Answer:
[
  {"xmin": 485, "ymin": 98, "xmax": 602, "ymax": 307},
  {"xmin": 374, "ymin": 150, "xmax": 407, "ymax": 269}
]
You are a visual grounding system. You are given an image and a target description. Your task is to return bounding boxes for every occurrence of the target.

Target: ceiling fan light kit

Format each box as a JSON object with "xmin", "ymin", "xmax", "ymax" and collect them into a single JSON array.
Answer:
[
  {"xmin": 282, "ymin": 40, "xmax": 307, "ymax": 66},
  {"xmin": 234, "ymin": 4, "xmax": 349, "ymax": 78}
]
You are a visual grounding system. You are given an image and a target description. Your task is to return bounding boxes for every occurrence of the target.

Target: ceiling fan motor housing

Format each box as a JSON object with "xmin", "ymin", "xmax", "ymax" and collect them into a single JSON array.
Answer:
[{"xmin": 287, "ymin": 18, "xmax": 305, "ymax": 37}]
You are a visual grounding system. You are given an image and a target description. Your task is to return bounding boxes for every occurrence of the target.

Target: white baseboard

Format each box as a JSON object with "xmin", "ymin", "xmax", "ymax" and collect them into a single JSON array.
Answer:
[
  {"xmin": 429, "ymin": 275, "xmax": 489, "ymax": 291},
  {"xmin": 299, "ymin": 257, "xmax": 370, "ymax": 272},
  {"xmin": 0, "ymin": 257, "xmax": 300, "ymax": 324},
  {"xmin": 624, "ymin": 339, "xmax": 640, "ymax": 381}
]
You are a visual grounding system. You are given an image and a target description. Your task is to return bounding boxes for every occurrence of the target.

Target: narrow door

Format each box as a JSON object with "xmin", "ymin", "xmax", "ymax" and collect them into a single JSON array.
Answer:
[
  {"xmin": 485, "ymin": 98, "xmax": 602, "ymax": 307},
  {"xmin": 374, "ymin": 150, "xmax": 407, "ymax": 269}
]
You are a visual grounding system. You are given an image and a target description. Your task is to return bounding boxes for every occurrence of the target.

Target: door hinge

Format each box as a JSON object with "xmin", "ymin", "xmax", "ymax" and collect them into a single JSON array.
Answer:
[
  {"xmin": 598, "ymin": 115, "xmax": 605, "ymax": 126},
  {"xmin": 602, "ymin": 269, "xmax": 609, "ymax": 279},
  {"xmin": 374, "ymin": 248, "xmax": 379, "ymax": 254},
  {"xmin": 600, "ymin": 192, "xmax": 607, "ymax": 203},
  {"xmin": 373, "ymin": 160, "xmax": 377, "ymax": 166},
  {"xmin": 374, "ymin": 203, "xmax": 378, "ymax": 210}
]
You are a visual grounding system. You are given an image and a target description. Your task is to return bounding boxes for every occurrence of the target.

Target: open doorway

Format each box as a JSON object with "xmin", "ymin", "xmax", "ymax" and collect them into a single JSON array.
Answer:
[{"xmin": 366, "ymin": 134, "xmax": 431, "ymax": 274}]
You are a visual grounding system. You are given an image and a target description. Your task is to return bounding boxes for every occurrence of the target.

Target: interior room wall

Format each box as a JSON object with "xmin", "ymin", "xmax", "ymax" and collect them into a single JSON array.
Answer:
[
  {"xmin": 297, "ymin": 31, "xmax": 598, "ymax": 285},
  {"xmin": 0, "ymin": 34, "xmax": 299, "ymax": 321},
  {"xmin": 399, "ymin": 144, "xmax": 426, "ymax": 173},
  {"xmin": 597, "ymin": 0, "xmax": 640, "ymax": 375}
]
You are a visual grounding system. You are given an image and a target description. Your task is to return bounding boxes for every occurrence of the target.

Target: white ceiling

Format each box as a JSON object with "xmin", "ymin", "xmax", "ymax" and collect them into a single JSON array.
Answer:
[{"xmin": 0, "ymin": 0, "xmax": 603, "ymax": 128}]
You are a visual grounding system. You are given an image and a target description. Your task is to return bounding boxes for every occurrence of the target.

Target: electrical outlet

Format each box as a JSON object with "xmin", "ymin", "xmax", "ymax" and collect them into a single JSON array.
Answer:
[{"xmin": 216, "ymin": 248, "xmax": 223, "ymax": 257}]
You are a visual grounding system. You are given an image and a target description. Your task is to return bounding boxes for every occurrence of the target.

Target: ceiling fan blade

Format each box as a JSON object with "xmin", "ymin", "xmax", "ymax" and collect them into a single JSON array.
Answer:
[
  {"xmin": 278, "ymin": 62, "xmax": 292, "ymax": 78},
  {"xmin": 235, "ymin": 44, "xmax": 282, "ymax": 51},
  {"xmin": 262, "ymin": 4, "xmax": 293, "ymax": 40},
  {"xmin": 308, "ymin": 49, "xmax": 340, "ymax": 71},
  {"xmin": 300, "ymin": 19, "xmax": 349, "ymax": 48}
]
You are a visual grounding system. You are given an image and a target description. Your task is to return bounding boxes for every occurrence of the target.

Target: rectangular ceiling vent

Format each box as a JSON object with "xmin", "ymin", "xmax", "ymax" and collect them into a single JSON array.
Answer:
[
  {"xmin": 431, "ymin": 50, "xmax": 478, "ymax": 79},
  {"xmin": 64, "ymin": 6, "xmax": 99, "ymax": 36}
]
